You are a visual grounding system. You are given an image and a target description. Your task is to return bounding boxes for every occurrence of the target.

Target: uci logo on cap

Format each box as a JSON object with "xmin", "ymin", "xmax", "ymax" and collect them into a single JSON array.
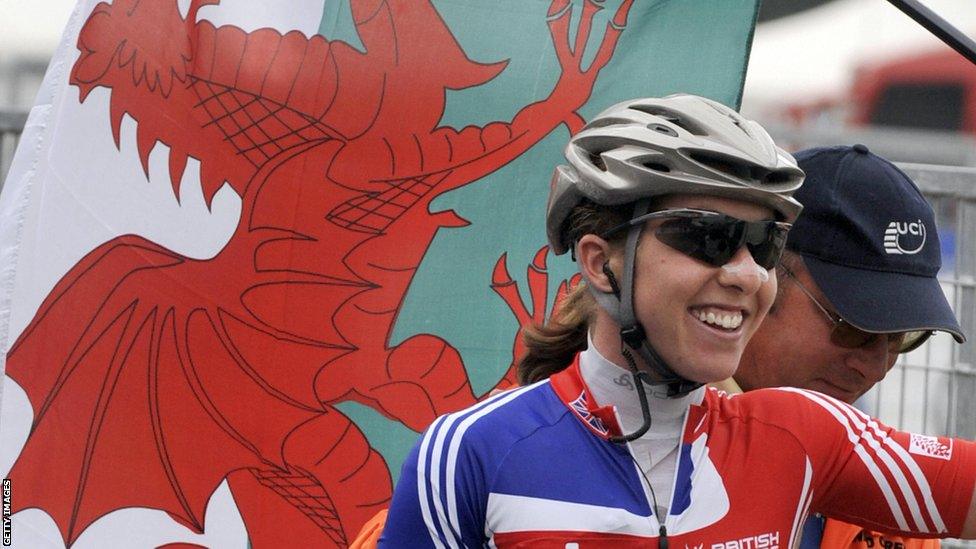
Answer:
[{"xmin": 883, "ymin": 219, "xmax": 926, "ymax": 255}]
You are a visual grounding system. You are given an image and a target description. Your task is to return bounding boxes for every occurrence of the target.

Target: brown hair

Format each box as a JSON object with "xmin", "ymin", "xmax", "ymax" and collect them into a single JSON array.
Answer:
[{"xmin": 517, "ymin": 200, "xmax": 631, "ymax": 384}]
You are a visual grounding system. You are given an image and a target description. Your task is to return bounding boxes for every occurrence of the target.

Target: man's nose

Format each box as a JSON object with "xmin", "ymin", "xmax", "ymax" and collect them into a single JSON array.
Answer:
[{"xmin": 844, "ymin": 335, "xmax": 895, "ymax": 385}]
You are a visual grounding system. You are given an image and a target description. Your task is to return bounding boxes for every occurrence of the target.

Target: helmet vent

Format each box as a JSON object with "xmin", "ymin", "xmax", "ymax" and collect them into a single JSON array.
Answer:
[
  {"xmin": 627, "ymin": 105, "xmax": 707, "ymax": 136},
  {"xmin": 583, "ymin": 117, "xmax": 630, "ymax": 130},
  {"xmin": 763, "ymin": 169, "xmax": 800, "ymax": 188},
  {"xmin": 588, "ymin": 151, "xmax": 607, "ymax": 171},
  {"xmin": 647, "ymin": 123, "xmax": 678, "ymax": 137},
  {"xmin": 640, "ymin": 161, "xmax": 671, "ymax": 173},
  {"xmin": 689, "ymin": 152, "xmax": 752, "ymax": 181}
]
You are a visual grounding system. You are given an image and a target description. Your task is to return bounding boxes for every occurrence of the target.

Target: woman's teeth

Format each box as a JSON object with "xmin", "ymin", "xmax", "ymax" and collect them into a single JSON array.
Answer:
[{"xmin": 693, "ymin": 309, "xmax": 743, "ymax": 330}]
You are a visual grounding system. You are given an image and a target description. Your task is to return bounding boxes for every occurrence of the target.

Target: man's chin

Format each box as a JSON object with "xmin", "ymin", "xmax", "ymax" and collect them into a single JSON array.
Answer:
[{"xmin": 807, "ymin": 378, "xmax": 862, "ymax": 404}]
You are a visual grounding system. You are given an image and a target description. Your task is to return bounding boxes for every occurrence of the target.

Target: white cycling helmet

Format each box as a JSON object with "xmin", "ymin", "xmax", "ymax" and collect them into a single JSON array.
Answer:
[
  {"xmin": 544, "ymin": 94, "xmax": 806, "ymax": 411},
  {"xmin": 547, "ymin": 94, "xmax": 804, "ymax": 254}
]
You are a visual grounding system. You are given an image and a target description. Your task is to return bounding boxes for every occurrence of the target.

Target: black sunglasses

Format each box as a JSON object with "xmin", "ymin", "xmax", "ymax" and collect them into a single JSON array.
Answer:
[
  {"xmin": 602, "ymin": 208, "xmax": 792, "ymax": 270},
  {"xmin": 780, "ymin": 264, "xmax": 932, "ymax": 354}
]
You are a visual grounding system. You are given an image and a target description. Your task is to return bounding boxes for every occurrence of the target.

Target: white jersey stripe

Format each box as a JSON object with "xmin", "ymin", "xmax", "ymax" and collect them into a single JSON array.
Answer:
[
  {"xmin": 826, "ymin": 397, "xmax": 931, "ymax": 532},
  {"xmin": 430, "ymin": 410, "xmax": 467, "ymax": 548},
  {"xmin": 844, "ymin": 403, "xmax": 947, "ymax": 532},
  {"xmin": 780, "ymin": 388, "xmax": 910, "ymax": 530},
  {"xmin": 417, "ymin": 414, "xmax": 450, "ymax": 548},
  {"xmin": 446, "ymin": 382, "xmax": 546, "ymax": 542},
  {"xmin": 486, "ymin": 493, "xmax": 656, "ymax": 535},
  {"xmin": 882, "ymin": 439, "xmax": 946, "ymax": 533},
  {"xmin": 429, "ymin": 385, "xmax": 541, "ymax": 547},
  {"xmin": 788, "ymin": 457, "xmax": 814, "ymax": 549}
]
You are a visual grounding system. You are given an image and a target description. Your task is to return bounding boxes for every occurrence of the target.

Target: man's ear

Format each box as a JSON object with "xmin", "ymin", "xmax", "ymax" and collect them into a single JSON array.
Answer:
[{"xmin": 576, "ymin": 234, "xmax": 617, "ymax": 294}]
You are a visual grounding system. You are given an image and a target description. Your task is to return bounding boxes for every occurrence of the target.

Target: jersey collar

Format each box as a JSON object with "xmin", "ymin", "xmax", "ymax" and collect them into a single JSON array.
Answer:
[{"xmin": 549, "ymin": 357, "xmax": 623, "ymax": 440}]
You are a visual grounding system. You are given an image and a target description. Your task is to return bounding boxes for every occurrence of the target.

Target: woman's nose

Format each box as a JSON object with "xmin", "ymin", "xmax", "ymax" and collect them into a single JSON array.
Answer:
[{"xmin": 717, "ymin": 246, "xmax": 768, "ymax": 294}]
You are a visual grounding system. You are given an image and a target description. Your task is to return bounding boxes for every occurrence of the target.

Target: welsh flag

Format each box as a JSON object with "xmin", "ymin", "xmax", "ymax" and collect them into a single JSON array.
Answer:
[{"xmin": 0, "ymin": 1, "xmax": 760, "ymax": 547}]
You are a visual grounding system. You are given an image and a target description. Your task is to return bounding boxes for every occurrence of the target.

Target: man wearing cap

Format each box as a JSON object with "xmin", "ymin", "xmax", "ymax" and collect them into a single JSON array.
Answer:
[{"xmin": 714, "ymin": 144, "xmax": 967, "ymax": 549}]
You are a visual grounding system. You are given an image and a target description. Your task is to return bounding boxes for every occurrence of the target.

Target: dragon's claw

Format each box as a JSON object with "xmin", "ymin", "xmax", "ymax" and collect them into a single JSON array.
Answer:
[
  {"xmin": 540, "ymin": 0, "xmax": 634, "ymax": 133},
  {"xmin": 546, "ymin": 0, "xmax": 573, "ymax": 20},
  {"xmin": 574, "ymin": 0, "xmax": 605, "ymax": 58},
  {"xmin": 526, "ymin": 247, "xmax": 550, "ymax": 325},
  {"xmin": 490, "ymin": 246, "xmax": 579, "ymax": 392},
  {"xmin": 610, "ymin": 0, "xmax": 633, "ymax": 30},
  {"xmin": 531, "ymin": 246, "xmax": 549, "ymax": 271},
  {"xmin": 492, "ymin": 253, "xmax": 514, "ymax": 287}
]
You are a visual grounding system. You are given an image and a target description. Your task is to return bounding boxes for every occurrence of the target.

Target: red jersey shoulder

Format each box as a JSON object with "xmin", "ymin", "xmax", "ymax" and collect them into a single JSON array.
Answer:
[{"xmin": 703, "ymin": 386, "xmax": 855, "ymax": 445}]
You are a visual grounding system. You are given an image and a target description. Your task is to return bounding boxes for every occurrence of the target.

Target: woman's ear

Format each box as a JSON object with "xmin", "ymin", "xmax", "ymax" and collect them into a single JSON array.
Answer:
[{"xmin": 576, "ymin": 234, "xmax": 617, "ymax": 294}]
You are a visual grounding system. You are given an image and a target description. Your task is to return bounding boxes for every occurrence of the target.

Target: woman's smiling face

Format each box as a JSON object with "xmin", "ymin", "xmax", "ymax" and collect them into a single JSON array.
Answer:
[{"xmin": 622, "ymin": 194, "xmax": 779, "ymax": 384}]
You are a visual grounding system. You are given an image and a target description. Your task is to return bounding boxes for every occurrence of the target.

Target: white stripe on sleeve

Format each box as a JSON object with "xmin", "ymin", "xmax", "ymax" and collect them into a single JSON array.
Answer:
[
  {"xmin": 418, "ymin": 414, "xmax": 450, "ymax": 548},
  {"xmin": 446, "ymin": 383, "xmax": 545, "ymax": 541},
  {"xmin": 780, "ymin": 388, "xmax": 910, "ymax": 531},
  {"xmin": 788, "ymin": 457, "xmax": 814, "ymax": 549},
  {"xmin": 426, "ymin": 382, "xmax": 546, "ymax": 547},
  {"xmin": 842, "ymin": 402, "xmax": 947, "ymax": 532}
]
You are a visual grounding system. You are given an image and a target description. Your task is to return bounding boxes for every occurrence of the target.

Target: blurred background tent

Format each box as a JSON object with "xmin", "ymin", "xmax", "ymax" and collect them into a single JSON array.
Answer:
[{"xmin": 743, "ymin": 0, "xmax": 976, "ymax": 166}]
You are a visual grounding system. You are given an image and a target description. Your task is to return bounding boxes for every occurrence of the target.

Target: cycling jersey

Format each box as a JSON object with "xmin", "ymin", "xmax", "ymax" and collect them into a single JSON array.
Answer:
[
  {"xmin": 713, "ymin": 377, "xmax": 944, "ymax": 549},
  {"xmin": 381, "ymin": 357, "xmax": 976, "ymax": 548}
]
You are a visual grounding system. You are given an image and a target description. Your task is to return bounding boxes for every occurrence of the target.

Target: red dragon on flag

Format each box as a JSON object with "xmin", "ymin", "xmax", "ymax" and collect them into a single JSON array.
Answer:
[{"xmin": 4, "ymin": 0, "xmax": 630, "ymax": 546}]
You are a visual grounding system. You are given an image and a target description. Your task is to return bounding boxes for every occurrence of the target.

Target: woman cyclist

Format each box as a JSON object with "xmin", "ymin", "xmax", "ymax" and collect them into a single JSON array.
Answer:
[{"xmin": 380, "ymin": 94, "xmax": 976, "ymax": 547}]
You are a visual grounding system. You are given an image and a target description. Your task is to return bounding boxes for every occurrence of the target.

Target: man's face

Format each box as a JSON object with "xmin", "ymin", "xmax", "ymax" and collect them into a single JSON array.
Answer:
[{"xmin": 736, "ymin": 258, "xmax": 898, "ymax": 404}]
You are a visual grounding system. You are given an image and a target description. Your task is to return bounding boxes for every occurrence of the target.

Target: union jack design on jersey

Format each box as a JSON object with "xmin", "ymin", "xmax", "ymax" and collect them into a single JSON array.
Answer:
[
  {"xmin": 381, "ymin": 358, "xmax": 976, "ymax": 548},
  {"xmin": 568, "ymin": 390, "xmax": 610, "ymax": 436}
]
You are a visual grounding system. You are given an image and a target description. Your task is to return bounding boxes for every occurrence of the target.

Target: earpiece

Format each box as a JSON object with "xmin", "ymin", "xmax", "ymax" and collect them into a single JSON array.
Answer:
[{"xmin": 602, "ymin": 262, "xmax": 622, "ymax": 298}]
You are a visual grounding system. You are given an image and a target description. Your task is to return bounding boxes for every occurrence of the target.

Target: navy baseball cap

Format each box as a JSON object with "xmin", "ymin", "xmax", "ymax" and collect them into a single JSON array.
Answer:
[{"xmin": 787, "ymin": 144, "xmax": 965, "ymax": 342}]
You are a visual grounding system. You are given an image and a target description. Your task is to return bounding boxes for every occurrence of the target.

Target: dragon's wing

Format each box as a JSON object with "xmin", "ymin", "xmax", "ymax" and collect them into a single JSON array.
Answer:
[{"xmin": 5, "ymin": 235, "xmax": 360, "ymax": 545}]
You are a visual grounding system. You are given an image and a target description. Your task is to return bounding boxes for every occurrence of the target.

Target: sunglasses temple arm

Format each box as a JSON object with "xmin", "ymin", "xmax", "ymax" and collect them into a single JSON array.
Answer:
[{"xmin": 781, "ymin": 267, "xmax": 837, "ymax": 325}]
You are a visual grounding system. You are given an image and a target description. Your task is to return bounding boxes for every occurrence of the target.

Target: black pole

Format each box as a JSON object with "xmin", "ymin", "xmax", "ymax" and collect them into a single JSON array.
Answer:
[{"xmin": 886, "ymin": 0, "xmax": 976, "ymax": 66}]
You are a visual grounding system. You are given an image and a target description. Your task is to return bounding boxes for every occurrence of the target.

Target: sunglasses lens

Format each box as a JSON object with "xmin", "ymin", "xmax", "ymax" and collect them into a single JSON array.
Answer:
[
  {"xmin": 655, "ymin": 216, "xmax": 786, "ymax": 269},
  {"xmin": 831, "ymin": 324, "xmax": 932, "ymax": 354},
  {"xmin": 897, "ymin": 330, "xmax": 932, "ymax": 353},
  {"xmin": 745, "ymin": 222, "xmax": 789, "ymax": 269},
  {"xmin": 830, "ymin": 323, "xmax": 875, "ymax": 349},
  {"xmin": 655, "ymin": 217, "xmax": 741, "ymax": 267}
]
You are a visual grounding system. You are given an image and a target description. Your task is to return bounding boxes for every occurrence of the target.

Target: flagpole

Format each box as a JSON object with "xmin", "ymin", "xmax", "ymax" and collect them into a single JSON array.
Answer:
[{"xmin": 886, "ymin": 0, "xmax": 976, "ymax": 66}]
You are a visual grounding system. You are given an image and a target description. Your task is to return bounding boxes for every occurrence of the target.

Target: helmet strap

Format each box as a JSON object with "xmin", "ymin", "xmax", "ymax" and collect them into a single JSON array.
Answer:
[{"xmin": 588, "ymin": 198, "xmax": 704, "ymax": 406}]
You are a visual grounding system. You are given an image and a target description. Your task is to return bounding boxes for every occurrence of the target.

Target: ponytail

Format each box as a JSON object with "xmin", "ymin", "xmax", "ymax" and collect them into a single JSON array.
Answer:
[
  {"xmin": 516, "ymin": 199, "xmax": 632, "ymax": 384},
  {"xmin": 517, "ymin": 284, "xmax": 595, "ymax": 384}
]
